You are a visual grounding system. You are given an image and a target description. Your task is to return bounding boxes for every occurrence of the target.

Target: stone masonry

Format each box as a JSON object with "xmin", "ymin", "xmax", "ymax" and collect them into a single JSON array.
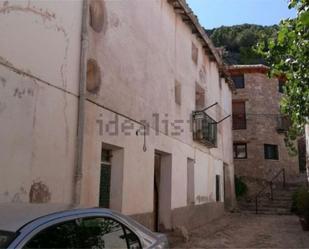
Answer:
[{"xmin": 229, "ymin": 65, "xmax": 299, "ymax": 194}]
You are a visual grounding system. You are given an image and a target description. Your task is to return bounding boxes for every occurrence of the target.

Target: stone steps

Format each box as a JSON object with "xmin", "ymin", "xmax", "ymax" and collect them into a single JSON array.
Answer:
[
  {"xmin": 241, "ymin": 203, "xmax": 292, "ymax": 210},
  {"xmin": 239, "ymin": 186, "xmax": 297, "ymax": 215},
  {"xmin": 242, "ymin": 209, "xmax": 291, "ymax": 215},
  {"xmin": 239, "ymin": 174, "xmax": 308, "ymax": 215}
]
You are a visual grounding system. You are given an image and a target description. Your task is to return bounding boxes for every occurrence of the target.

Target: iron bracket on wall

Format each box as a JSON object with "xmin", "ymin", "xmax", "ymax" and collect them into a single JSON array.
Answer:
[{"xmin": 197, "ymin": 102, "xmax": 231, "ymax": 124}]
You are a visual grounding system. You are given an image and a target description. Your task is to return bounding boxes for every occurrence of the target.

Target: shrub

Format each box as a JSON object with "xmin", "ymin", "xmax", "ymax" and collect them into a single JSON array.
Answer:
[
  {"xmin": 292, "ymin": 187, "xmax": 309, "ymax": 222},
  {"xmin": 235, "ymin": 176, "xmax": 248, "ymax": 199}
]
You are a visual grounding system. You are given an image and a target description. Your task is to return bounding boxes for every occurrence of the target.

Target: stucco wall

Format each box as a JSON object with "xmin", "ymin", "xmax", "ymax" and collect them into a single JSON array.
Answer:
[
  {"xmin": 81, "ymin": 0, "xmax": 235, "ymax": 224},
  {"xmin": 0, "ymin": 0, "xmax": 82, "ymax": 203},
  {"xmin": 0, "ymin": 0, "xmax": 235, "ymax": 229}
]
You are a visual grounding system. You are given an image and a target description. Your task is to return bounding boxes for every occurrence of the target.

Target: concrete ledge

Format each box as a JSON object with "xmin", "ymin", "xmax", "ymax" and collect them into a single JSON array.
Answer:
[
  {"xmin": 130, "ymin": 212, "xmax": 154, "ymax": 231},
  {"xmin": 172, "ymin": 202, "xmax": 225, "ymax": 230}
]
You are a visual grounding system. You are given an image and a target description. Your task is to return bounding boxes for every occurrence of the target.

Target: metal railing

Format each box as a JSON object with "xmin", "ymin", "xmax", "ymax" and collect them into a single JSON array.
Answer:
[{"xmin": 255, "ymin": 168, "xmax": 286, "ymax": 214}]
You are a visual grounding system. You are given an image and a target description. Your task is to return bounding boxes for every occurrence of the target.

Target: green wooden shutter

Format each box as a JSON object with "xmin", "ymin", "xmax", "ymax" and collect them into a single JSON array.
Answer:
[{"xmin": 99, "ymin": 163, "xmax": 111, "ymax": 208}]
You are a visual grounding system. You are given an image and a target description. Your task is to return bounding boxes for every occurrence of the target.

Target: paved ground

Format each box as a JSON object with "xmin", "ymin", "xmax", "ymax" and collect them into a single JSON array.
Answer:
[{"xmin": 168, "ymin": 213, "xmax": 309, "ymax": 248}]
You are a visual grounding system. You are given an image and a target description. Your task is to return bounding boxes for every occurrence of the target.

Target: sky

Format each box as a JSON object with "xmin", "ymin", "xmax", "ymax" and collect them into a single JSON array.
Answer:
[{"xmin": 186, "ymin": 0, "xmax": 297, "ymax": 29}]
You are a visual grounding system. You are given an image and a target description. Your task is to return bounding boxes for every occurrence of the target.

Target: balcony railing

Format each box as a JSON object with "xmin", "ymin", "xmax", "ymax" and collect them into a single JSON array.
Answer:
[{"xmin": 192, "ymin": 111, "xmax": 217, "ymax": 147}]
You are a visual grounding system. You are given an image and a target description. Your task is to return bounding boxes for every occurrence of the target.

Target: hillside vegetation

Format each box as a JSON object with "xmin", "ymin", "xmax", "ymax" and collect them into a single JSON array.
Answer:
[{"xmin": 206, "ymin": 24, "xmax": 278, "ymax": 65}]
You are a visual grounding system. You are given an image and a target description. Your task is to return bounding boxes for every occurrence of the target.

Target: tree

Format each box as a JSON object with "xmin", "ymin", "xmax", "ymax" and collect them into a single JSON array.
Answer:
[
  {"xmin": 207, "ymin": 24, "xmax": 278, "ymax": 64},
  {"xmin": 257, "ymin": 0, "xmax": 309, "ymax": 153}
]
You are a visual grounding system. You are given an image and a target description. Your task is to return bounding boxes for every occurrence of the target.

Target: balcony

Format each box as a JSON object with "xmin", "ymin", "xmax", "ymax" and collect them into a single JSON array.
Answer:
[
  {"xmin": 276, "ymin": 115, "xmax": 291, "ymax": 133},
  {"xmin": 192, "ymin": 111, "xmax": 217, "ymax": 148}
]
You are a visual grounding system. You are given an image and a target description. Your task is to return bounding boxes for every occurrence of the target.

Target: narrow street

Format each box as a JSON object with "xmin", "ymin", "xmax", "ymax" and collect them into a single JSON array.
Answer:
[{"xmin": 169, "ymin": 213, "xmax": 309, "ymax": 248}]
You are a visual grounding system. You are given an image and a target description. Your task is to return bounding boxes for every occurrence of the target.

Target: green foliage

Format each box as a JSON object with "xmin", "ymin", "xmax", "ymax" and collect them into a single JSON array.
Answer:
[
  {"xmin": 257, "ymin": 0, "xmax": 309, "ymax": 152},
  {"xmin": 235, "ymin": 176, "xmax": 248, "ymax": 198},
  {"xmin": 206, "ymin": 24, "xmax": 278, "ymax": 64},
  {"xmin": 292, "ymin": 187, "xmax": 309, "ymax": 222}
]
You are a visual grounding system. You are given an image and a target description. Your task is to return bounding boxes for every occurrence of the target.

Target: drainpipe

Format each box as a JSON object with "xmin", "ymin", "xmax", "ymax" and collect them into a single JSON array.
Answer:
[{"xmin": 72, "ymin": 0, "xmax": 89, "ymax": 207}]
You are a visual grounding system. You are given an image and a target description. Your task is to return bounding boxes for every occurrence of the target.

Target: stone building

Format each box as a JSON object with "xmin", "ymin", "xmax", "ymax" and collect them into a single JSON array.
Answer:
[
  {"xmin": 228, "ymin": 65, "xmax": 300, "ymax": 193},
  {"xmin": 0, "ymin": 0, "xmax": 236, "ymax": 231}
]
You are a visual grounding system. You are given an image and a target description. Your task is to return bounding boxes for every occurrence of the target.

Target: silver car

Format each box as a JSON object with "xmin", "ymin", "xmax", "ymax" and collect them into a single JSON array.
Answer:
[{"xmin": 0, "ymin": 203, "xmax": 168, "ymax": 249}]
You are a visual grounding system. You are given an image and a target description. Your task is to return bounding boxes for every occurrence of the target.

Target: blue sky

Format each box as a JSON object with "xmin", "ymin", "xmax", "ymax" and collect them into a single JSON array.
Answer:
[{"xmin": 186, "ymin": 0, "xmax": 297, "ymax": 29}]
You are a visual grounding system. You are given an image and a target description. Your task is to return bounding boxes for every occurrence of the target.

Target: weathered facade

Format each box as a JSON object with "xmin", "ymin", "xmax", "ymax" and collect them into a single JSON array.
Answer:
[
  {"xmin": 0, "ymin": 0, "xmax": 235, "ymax": 231},
  {"xmin": 229, "ymin": 65, "xmax": 299, "ymax": 194}
]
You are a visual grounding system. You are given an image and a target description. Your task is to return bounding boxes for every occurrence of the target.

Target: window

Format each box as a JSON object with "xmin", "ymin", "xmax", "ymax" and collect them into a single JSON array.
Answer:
[
  {"xmin": 123, "ymin": 227, "xmax": 141, "ymax": 249},
  {"xmin": 231, "ymin": 75, "xmax": 245, "ymax": 89},
  {"xmin": 100, "ymin": 148, "xmax": 112, "ymax": 208},
  {"xmin": 233, "ymin": 143, "xmax": 247, "ymax": 159},
  {"xmin": 232, "ymin": 101, "xmax": 246, "ymax": 130},
  {"xmin": 24, "ymin": 217, "xmax": 141, "ymax": 249},
  {"xmin": 264, "ymin": 144, "xmax": 279, "ymax": 160},
  {"xmin": 77, "ymin": 217, "xmax": 128, "ymax": 249},
  {"xmin": 279, "ymin": 79, "xmax": 285, "ymax": 93},
  {"xmin": 216, "ymin": 175, "xmax": 220, "ymax": 202},
  {"xmin": 24, "ymin": 220, "xmax": 78, "ymax": 249},
  {"xmin": 0, "ymin": 230, "xmax": 15, "ymax": 248},
  {"xmin": 192, "ymin": 111, "xmax": 217, "ymax": 147},
  {"xmin": 277, "ymin": 115, "xmax": 291, "ymax": 133},
  {"xmin": 175, "ymin": 80, "xmax": 181, "ymax": 105},
  {"xmin": 192, "ymin": 42, "xmax": 198, "ymax": 64},
  {"xmin": 195, "ymin": 83, "xmax": 205, "ymax": 110}
]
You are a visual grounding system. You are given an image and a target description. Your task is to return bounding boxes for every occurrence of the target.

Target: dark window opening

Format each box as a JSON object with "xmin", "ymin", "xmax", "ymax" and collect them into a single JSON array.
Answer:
[
  {"xmin": 279, "ymin": 79, "xmax": 285, "ymax": 93},
  {"xmin": 233, "ymin": 143, "xmax": 247, "ymax": 159},
  {"xmin": 231, "ymin": 75, "xmax": 245, "ymax": 89},
  {"xmin": 232, "ymin": 101, "xmax": 246, "ymax": 130},
  {"xmin": 264, "ymin": 144, "xmax": 279, "ymax": 160},
  {"xmin": 175, "ymin": 81, "xmax": 181, "ymax": 105}
]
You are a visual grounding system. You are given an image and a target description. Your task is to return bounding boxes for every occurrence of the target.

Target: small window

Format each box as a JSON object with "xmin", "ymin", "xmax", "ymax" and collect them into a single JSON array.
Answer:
[
  {"xmin": 232, "ymin": 101, "xmax": 246, "ymax": 130},
  {"xmin": 195, "ymin": 83, "xmax": 205, "ymax": 110},
  {"xmin": 279, "ymin": 79, "xmax": 285, "ymax": 93},
  {"xmin": 216, "ymin": 175, "xmax": 220, "ymax": 202},
  {"xmin": 264, "ymin": 144, "xmax": 279, "ymax": 160},
  {"xmin": 175, "ymin": 81, "xmax": 181, "ymax": 105},
  {"xmin": 192, "ymin": 42, "xmax": 198, "ymax": 64},
  {"xmin": 233, "ymin": 143, "xmax": 247, "ymax": 159},
  {"xmin": 232, "ymin": 75, "xmax": 245, "ymax": 89}
]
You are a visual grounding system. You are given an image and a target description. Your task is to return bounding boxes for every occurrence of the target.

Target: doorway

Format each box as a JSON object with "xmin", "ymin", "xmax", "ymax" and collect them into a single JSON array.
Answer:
[
  {"xmin": 98, "ymin": 143, "xmax": 124, "ymax": 211},
  {"xmin": 153, "ymin": 151, "xmax": 172, "ymax": 232},
  {"xmin": 99, "ymin": 148, "xmax": 112, "ymax": 208},
  {"xmin": 154, "ymin": 153, "xmax": 161, "ymax": 232}
]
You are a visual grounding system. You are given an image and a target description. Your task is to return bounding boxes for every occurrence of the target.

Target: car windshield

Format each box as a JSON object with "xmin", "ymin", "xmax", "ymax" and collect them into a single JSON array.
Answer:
[{"xmin": 0, "ymin": 230, "xmax": 15, "ymax": 249}]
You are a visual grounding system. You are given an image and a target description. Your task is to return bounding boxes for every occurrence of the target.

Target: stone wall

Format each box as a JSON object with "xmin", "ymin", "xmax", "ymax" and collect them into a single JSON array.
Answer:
[{"xmin": 231, "ymin": 68, "xmax": 299, "ymax": 195}]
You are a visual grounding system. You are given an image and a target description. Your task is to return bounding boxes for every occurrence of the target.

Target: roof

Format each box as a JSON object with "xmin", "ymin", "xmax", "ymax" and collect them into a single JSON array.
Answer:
[
  {"xmin": 0, "ymin": 203, "xmax": 73, "ymax": 232},
  {"xmin": 167, "ymin": 0, "xmax": 235, "ymax": 91},
  {"xmin": 227, "ymin": 64, "xmax": 270, "ymax": 74}
]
